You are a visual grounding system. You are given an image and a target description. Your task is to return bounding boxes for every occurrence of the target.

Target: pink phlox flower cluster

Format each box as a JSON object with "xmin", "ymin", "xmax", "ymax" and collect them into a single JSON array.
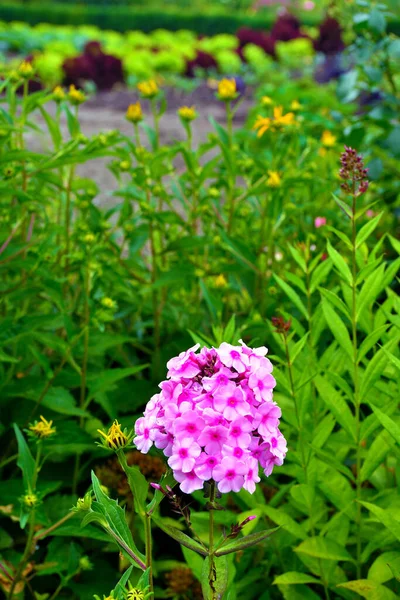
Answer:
[{"xmin": 134, "ymin": 341, "xmax": 287, "ymax": 494}]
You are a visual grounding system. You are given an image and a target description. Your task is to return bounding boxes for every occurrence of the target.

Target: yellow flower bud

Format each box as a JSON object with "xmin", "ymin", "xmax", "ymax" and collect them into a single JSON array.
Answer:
[
  {"xmin": 28, "ymin": 416, "xmax": 56, "ymax": 439},
  {"xmin": 177, "ymin": 106, "xmax": 197, "ymax": 122},
  {"xmin": 137, "ymin": 80, "xmax": 159, "ymax": 99},
  {"xmin": 126, "ymin": 102, "xmax": 143, "ymax": 123},
  {"xmin": 321, "ymin": 130, "xmax": 336, "ymax": 147},
  {"xmin": 18, "ymin": 61, "xmax": 34, "ymax": 79},
  {"xmin": 53, "ymin": 86, "xmax": 66, "ymax": 102},
  {"xmin": 68, "ymin": 84, "xmax": 86, "ymax": 105},
  {"xmin": 215, "ymin": 274, "xmax": 228, "ymax": 288},
  {"xmin": 267, "ymin": 171, "xmax": 282, "ymax": 188},
  {"xmin": 217, "ymin": 78, "xmax": 237, "ymax": 101}
]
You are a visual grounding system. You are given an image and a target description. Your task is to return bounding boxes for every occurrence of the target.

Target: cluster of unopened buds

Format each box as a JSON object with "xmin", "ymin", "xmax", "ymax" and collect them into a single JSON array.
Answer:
[
  {"xmin": 339, "ymin": 146, "xmax": 369, "ymax": 196},
  {"xmin": 134, "ymin": 341, "xmax": 286, "ymax": 495}
]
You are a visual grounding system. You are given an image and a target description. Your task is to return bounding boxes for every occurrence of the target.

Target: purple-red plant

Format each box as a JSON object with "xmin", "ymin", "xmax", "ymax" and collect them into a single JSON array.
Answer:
[
  {"xmin": 134, "ymin": 342, "xmax": 286, "ymax": 495},
  {"xmin": 314, "ymin": 17, "xmax": 345, "ymax": 55},
  {"xmin": 236, "ymin": 27, "xmax": 276, "ymax": 58},
  {"xmin": 63, "ymin": 40, "xmax": 124, "ymax": 90},
  {"xmin": 184, "ymin": 50, "xmax": 218, "ymax": 77}
]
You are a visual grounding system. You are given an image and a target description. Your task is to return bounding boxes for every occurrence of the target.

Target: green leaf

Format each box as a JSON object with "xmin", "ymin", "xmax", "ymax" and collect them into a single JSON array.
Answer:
[
  {"xmin": 288, "ymin": 245, "xmax": 307, "ymax": 272},
  {"xmin": 358, "ymin": 326, "xmax": 388, "ymax": 363},
  {"xmin": 356, "ymin": 263, "xmax": 386, "ymax": 319},
  {"xmin": 91, "ymin": 471, "xmax": 146, "ymax": 568},
  {"xmin": 290, "ymin": 333, "xmax": 309, "ymax": 365},
  {"xmin": 262, "ymin": 505, "xmax": 307, "ymax": 540},
  {"xmin": 294, "ymin": 536, "xmax": 354, "ymax": 562},
  {"xmin": 117, "ymin": 450, "xmax": 148, "ymax": 518},
  {"xmin": 154, "ymin": 519, "xmax": 208, "ymax": 556},
  {"xmin": 369, "ymin": 7, "xmax": 386, "ymax": 33},
  {"xmin": 201, "ymin": 555, "xmax": 228, "ymax": 600},
  {"xmin": 0, "ymin": 348, "xmax": 19, "ymax": 363},
  {"xmin": 327, "ymin": 240, "xmax": 352, "ymax": 285},
  {"xmin": 113, "ymin": 565, "xmax": 134, "ymax": 599},
  {"xmin": 314, "ymin": 375, "xmax": 356, "ymax": 441},
  {"xmin": 359, "ymin": 501, "xmax": 400, "ymax": 542},
  {"xmin": 215, "ymin": 527, "xmax": 278, "ymax": 556},
  {"xmin": 13, "ymin": 423, "xmax": 35, "ymax": 493},
  {"xmin": 274, "ymin": 274, "xmax": 308, "ymax": 319},
  {"xmin": 337, "ymin": 579, "xmax": 397, "ymax": 599},
  {"xmin": 331, "ymin": 194, "xmax": 352, "ymax": 219},
  {"xmin": 370, "ymin": 404, "xmax": 400, "ymax": 445},
  {"xmin": 310, "ymin": 258, "xmax": 332, "ymax": 293},
  {"xmin": 360, "ymin": 430, "xmax": 392, "ymax": 483},
  {"xmin": 322, "ymin": 300, "xmax": 353, "ymax": 360},
  {"xmin": 368, "ymin": 552, "xmax": 400, "ymax": 584},
  {"xmin": 273, "ymin": 572, "xmax": 320, "ymax": 585},
  {"xmin": 87, "ymin": 365, "xmax": 148, "ymax": 401},
  {"xmin": 360, "ymin": 336, "xmax": 400, "ymax": 400},
  {"xmin": 356, "ymin": 213, "xmax": 383, "ymax": 248}
]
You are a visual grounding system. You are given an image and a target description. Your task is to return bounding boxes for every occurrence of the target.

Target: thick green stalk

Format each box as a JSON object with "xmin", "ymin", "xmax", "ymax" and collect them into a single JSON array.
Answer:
[
  {"xmin": 208, "ymin": 481, "xmax": 216, "ymax": 600},
  {"xmin": 144, "ymin": 514, "xmax": 153, "ymax": 592},
  {"xmin": 351, "ymin": 187, "xmax": 362, "ymax": 579}
]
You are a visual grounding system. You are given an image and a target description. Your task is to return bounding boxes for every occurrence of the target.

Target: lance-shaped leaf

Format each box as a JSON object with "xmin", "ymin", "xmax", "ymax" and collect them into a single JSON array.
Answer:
[
  {"xmin": 201, "ymin": 555, "xmax": 228, "ymax": 600},
  {"xmin": 117, "ymin": 450, "xmax": 148, "ymax": 518},
  {"xmin": 215, "ymin": 527, "xmax": 279, "ymax": 556},
  {"xmin": 114, "ymin": 565, "xmax": 134, "ymax": 599},
  {"xmin": 13, "ymin": 423, "xmax": 35, "ymax": 492},
  {"xmin": 153, "ymin": 519, "xmax": 208, "ymax": 556},
  {"xmin": 91, "ymin": 471, "xmax": 145, "ymax": 569}
]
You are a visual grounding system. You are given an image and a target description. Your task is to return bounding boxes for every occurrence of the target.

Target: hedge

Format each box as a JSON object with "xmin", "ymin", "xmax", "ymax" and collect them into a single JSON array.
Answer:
[{"xmin": 0, "ymin": 3, "xmax": 320, "ymax": 34}]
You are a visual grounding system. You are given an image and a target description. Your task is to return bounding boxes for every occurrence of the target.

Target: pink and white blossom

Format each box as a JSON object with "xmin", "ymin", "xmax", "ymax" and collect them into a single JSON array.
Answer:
[{"xmin": 134, "ymin": 342, "xmax": 286, "ymax": 494}]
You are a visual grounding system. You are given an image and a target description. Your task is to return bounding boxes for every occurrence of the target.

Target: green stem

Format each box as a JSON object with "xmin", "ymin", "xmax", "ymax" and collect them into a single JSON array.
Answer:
[
  {"xmin": 7, "ymin": 509, "xmax": 36, "ymax": 600},
  {"xmin": 351, "ymin": 185, "xmax": 362, "ymax": 579},
  {"xmin": 144, "ymin": 513, "xmax": 153, "ymax": 593},
  {"xmin": 208, "ymin": 481, "xmax": 216, "ymax": 600},
  {"xmin": 151, "ymin": 99, "xmax": 159, "ymax": 150},
  {"xmin": 73, "ymin": 267, "xmax": 90, "ymax": 495}
]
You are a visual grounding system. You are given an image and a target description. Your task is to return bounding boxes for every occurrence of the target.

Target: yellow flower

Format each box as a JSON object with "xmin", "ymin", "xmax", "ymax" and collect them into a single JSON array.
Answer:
[
  {"xmin": 217, "ymin": 78, "xmax": 237, "ymax": 101},
  {"xmin": 127, "ymin": 590, "xmax": 144, "ymax": 600},
  {"xmin": 29, "ymin": 416, "xmax": 56, "ymax": 439},
  {"xmin": 253, "ymin": 106, "xmax": 295, "ymax": 137},
  {"xmin": 18, "ymin": 61, "xmax": 34, "ymax": 79},
  {"xmin": 261, "ymin": 95, "xmax": 274, "ymax": 106},
  {"xmin": 68, "ymin": 84, "xmax": 86, "ymax": 105},
  {"xmin": 321, "ymin": 130, "xmax": 336, "ymax": 147},
  {"xmin": 177, "ymin": 106, "xmax": 197, "ymax": 122},
  {"xmin": 273, "ymin": 106, "xmax": 295, "ymax": 127},
  {"xmin": 126, "ymin": 102, "xmax": 143, "ymax": 123},
  {"xmin": 291, "ymin": 99, "xmax": 301, "ymax": 111},
  {"xmin": 83, "ymin": 233, "xmax": 95, "ymax": 244},
  {"xmin": 267, "ymin": 171, "xmax": 282, "ymax": 188},
  {"xmin": 23, "ymin": 493, "xmax": 38, "ymax": 507},
  {"xmin": 97, "ymin": 420, "xmax": 133, "ymax": 451},
  {"xmin": 119, "ymin": 160, "xmax": 130, "ymax": 171},
  {"xmin": 53, "ymin": 86, "xmax": 66, "ymax": 102},
  {"xmin": 215, "ymin": 274, "xmax": 228, "ymax": 288},
  {"xmin": 137, "ymin": 80, "xmax": 159, "ymax": 98},
  {"xmin": 101, "ymin": 297, "xmax": 116, "ymax": 309}
]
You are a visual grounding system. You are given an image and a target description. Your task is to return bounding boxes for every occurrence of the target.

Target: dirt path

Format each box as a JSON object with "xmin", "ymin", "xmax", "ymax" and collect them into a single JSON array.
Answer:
[{"xmin": 26, "ymin": 84, "xmax": 254, "ymax": 206}]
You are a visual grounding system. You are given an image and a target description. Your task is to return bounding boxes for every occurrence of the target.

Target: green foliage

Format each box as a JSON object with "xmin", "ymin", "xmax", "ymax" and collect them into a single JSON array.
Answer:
[{"xmin": 0, "ymin": 1, "xmax": 399, "ymax": 597}]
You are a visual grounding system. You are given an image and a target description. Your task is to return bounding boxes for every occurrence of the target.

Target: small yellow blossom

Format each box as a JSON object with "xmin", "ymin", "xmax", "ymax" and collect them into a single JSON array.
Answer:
[
  {"xmin": 137, "ymin": 80, "xmax": 159, "ymax": 98},
  {"xmin": 253, "ymin": 106, "xmax": 295, "ymax": 137},
  {"xmin": 23, "ymin": 494, "xmax": 38, "ymax": 507},
  {"xmin": 177, "ymin": 106, "xmax": 197, "ymax": 122},
  {"xmin": 119, "ymin": 160, "xmax": 130, "ymax": 171},
  {"xmin": 101, "ymin": 297, "xmax": 116, "ymax": 309},
  {"xmin": 18, "ymin": 61, "xmax": 34, "ymax": 79},
  {"xmin": 97, "ymin": 420, "xmax": 133, "ymax": 451},
  {"xmin": 267, "ymin": 171, "xmax": 282, "ymax": 188},
  {"xmin": 74, "ymin": 493, "xmax": 92, "ymax": 512},
  {"xmin": 127, "ymin": 590, "xmax": 144, "ymax": 600},
  {"xmin": 291, "ymin": 99, "xmax": 301, "ymax": 111},
  {"xmin": 53, "ymin": 86, "xmax": 66, "ymax": 102},
  {"xmin": 215, "ymin": 274, "xmax": 228, "ymax": 288},
  {"xmin": 217, "ymin": 78, "xmax": 237, "ymax": 101},
  {"xmin": 126, "ymin": 102, "xmax": 143, "ymax": 123},
  {"xmin": 83, "ymin": 233, "xmax": 95, "ymax": 244},
  {"xmin": 68, "ymin": 84, "xmax": 86, "ymax": 105},
  {"xmin": 29, "ymin": 416, "xmax": 56, "ymax": 439},
  {"xmin": 321, "ymin": 130, "xmax": 336, "ymax": 147},
  {"xmin": 261, "ymin": 95, "xmax": 274, "ymax": 106}
]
